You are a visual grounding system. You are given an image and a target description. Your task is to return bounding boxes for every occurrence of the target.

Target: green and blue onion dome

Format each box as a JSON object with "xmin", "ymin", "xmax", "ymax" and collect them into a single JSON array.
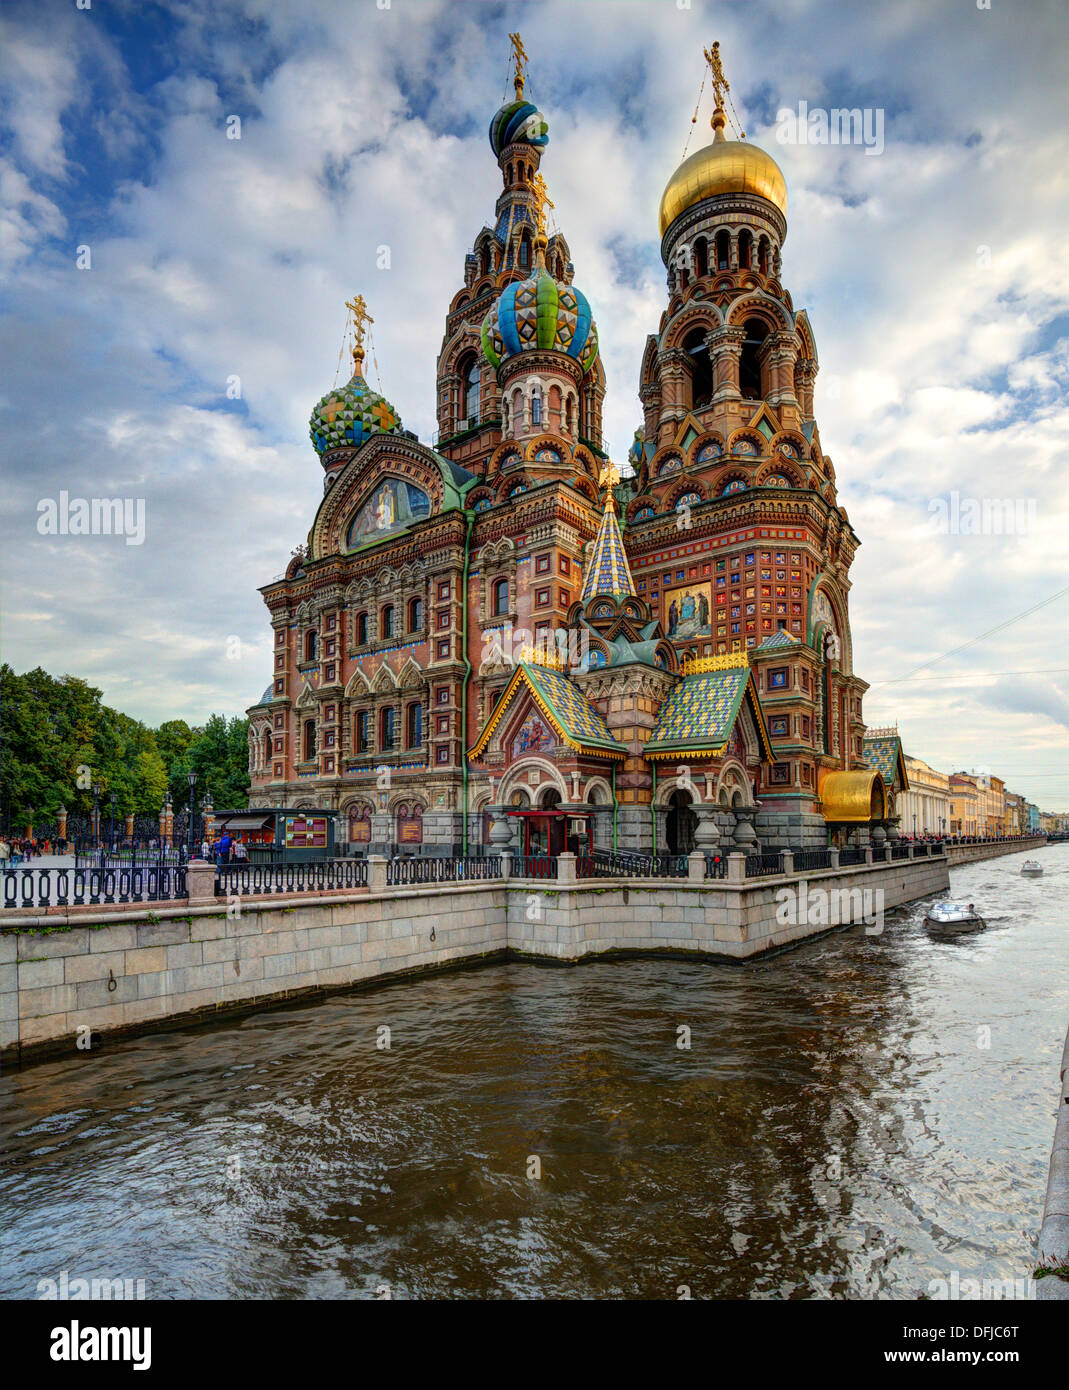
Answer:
[
  {"xmin": 489, "ymin": 100, "xmax": 549, "ymax": 156},
  {"xmin": 309, "ymin": 346, "xmax": 402, "ymax": 455},
  {"xmin": 481, "ymin": 260, "xmax": 599, "ymax": 373}
]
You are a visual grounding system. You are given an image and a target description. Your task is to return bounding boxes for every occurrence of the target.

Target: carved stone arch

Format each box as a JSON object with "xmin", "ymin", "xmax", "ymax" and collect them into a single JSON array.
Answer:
[
  {"xmin": 496, "ymin": 472, "xmax": 530, "ymax": 500},
  {"xmin": 662, "ymin": 302, "xmax": 725, "ymax": 352},
  {"xmin": 583, "ymin": 775, "xmax": 613, "ymax": 805},
  {"xmin": 727, "ymin": 427, "xmax": 767, "ymax": 456},
  {"xmin": 768, "ymin": 429, "xmax": 810, "ymax": 460},
  {"xmin": 344, "ymin": 667, "xmax": 372, "ymax": 696},
  {"xmin": 754, "ymin": 458, "xmax": 805, "ymax": 488},
  {"xmin": 664, "ymin": 478, "xmax": 707, "ymax": 511},
  {"xmin": 653, "ymin": 772, "xmax": 704, "ymax": 809},
  {"xmin": 716, "ymin": 758, "xmax": 756, "ymax": 808},
  {"xmin": 387, "ymin": 789, "xmax": 427, "ymax": 813},
  {"xmin": 687, "ymin": 431, "xmax": 726, "ymax": 467},
  {"xmin": 295, "ymin": 600, "xmax": 312, "ymax": 623},
  {"xmin": 808, "ymin": 575, "xmax": 853, "ymax": 673},
  {"xmin": 725, "ymin": 292, "xmax": 793, "ymax": 333},
  {"xmin": 525, "ymin": 432, "xmax": 569, "ymax": 462},
  {"xmin": 310, "ymin": 435, "xmax": 446, "ymax": 558},
  {"xmin": 639, "ymin": 333, "xmax": 660, "ymax": 386},
  {"xmin": 396, "ymin": 657, "xmax": 425, "ymax": 690},
  {"xmin": 651, "ymin": 447, "xmax": 685, "ymax": 480},
  {"xmin": 571, "ymin": 476, "xmax": 598, "ymax": 504},
  {"xmin": 653, "ymin": 641, "xmax": 679, "ymax": 673},
  {"xmin": 794, "ymin": 309, "xmax": 818, "ymax": 365},
  {"xmin": 712, "ymin": 466, "xmax": 752, "ymax": 496},
  {"xmin": 572, "ymin": 445, "xmax": 598, "ymax": 477},
  {"xmin": 371, "ymin": 663, "xmax": 399, "ymax": 693},
  {"xmin": 626, "ymin": 494, "xmax": 657, "ymax": 522},
  {"xmin": 498, "ymin": 757, "xmax": 568, "ymax": 805}
]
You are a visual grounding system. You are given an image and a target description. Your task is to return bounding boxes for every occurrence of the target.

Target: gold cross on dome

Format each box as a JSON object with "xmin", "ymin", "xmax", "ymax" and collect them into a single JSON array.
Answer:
[
  {"xmin": 600, "ymin": 462, "xmax": 620, "ymax": 490},
  {"xmin": 532, "ymin": 172, "xmax": 554, "ymax": 236},
  {"xmin": 509, "ymin": 32, "xmax": 528, "ymax": 98},
  {"xmin": 345, "ymin": 294, "xmax": 373, "ymax": 349}
]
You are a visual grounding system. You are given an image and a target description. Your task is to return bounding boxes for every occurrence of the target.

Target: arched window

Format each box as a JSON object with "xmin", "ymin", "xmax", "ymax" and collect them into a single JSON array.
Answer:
[
  {"xmin": 493, "ymin": 577, "xmax": 509, "ymax": 616},
  {"xmin": 740, "ymin": 318, "xmax": 769, "ymax": 400},
  {"xmin": 355, "ymin": 709, "xmax": 370, "ymax": 753},
  {"xmin": 758, "ymin": 236, "xmax": 770, "ymax": 275},
  {"xmin": 480, "ymin": 244, "xmax": 491, "ymax": 276},
  {"xmin": 518, "ymin": 233, "xmax": 530, "ymax": 268},
  {"xmin": 356, "ymin": 612, "xmax": 368, "ymax": 646},
  {"xmin": 462, "ymin": 355, "xmax": 480, "ymax": 426},
  {"xmin": 531, "ymin": 385, "xmax": 542, "ymax": 426},
  {"xmin": 380, "ymin": 707, "xmax": 396, "ymax": 750},
  {"xmin": 715, "ymin": 230, "xmax": 730, "ymax": 270},
  {"xmin": 304, "ymin": 630, "xmax": 318, "ymax": 662},
  {"xmin": 261, "ymin": 729, "xmax": 272, "ymax": 768},
  {"xmin": 408, "ymin": 597, "xmax": 423, "ymax": 632},
  {"xmin": 693, "ymin": 237, "xmax": 708, "ymax": 278},
  {"xmin": 564, "ymin": 393, "xmax": 575, "ymax": 434},
  {"xmin": 303, "ymin": 721, "xmax": 317, "ymax": 761},
  {"xmin": 406, "ymin": 702, "xmax": 423, "ymax": 747},
  {"xmin": 380, "ymin": 604, "xmax": 395, "ymax": 639},
  {"xmin": 738, "ymin": 230, "xmax": 753, "ymax": 270},
  {"xmin": 684, "ymin": 326, "xmax": 713, "ymax": 410}
]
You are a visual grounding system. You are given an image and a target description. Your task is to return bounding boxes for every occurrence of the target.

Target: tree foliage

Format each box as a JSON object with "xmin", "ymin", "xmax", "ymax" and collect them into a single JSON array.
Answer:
[{"xmin": 0, "ymin": 665, "xmax": 249, "ymax": 828}]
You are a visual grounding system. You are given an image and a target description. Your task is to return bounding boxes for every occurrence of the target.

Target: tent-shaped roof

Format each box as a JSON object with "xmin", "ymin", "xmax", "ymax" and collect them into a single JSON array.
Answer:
[
  {"xmin": 581, "ymin": 499, "xmax": 635, "ymax": 602},
  {"xmin": 469, "ymin": 662, "xmax": 623, "ymax": 761},
  {"xmin": 644, "ymin": 655, "xmax": 773, "ymax": 762},
  {"xmin": 862, "ymin": 732, "xmax": 909, "ymax": 791}
]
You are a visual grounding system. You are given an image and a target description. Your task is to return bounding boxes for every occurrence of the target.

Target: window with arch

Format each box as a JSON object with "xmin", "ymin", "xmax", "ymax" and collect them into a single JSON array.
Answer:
[
  {"xmin": 355, "ymin": 611, "xmax": 369, "ymax": 645},
  {"xmin": 738, "ymin": 230, "xmax": 753, "ymax": 270},
  {"xmin": 408, "ymin": 597, "xmax": 423, "ymax": 632},
  {"xmin": 758, "ymin": 236, "xmax": 770, "ymax": 276},
  {"xmin": 531, "ymin": 385, "xmax": 542, "ymax": 426},
  {"xmin": 684, "ymin": 326, "xmax": 713, "ymax": 410},
  {"xmin": 355, "ymin": 709, "xmax": 370, "ymax": 753},
  {"xmin": 715, "ymin": 230, "xmax": 730, "ymax": 271},
  {"xmin": 492, "ymin": 577, "xmax": 509, "ymax": 617},
  {"xmin": 406, "ymin": 702, "xmax": 423, "ymax": 748},
  {"xmin": 303, "ymin": 721, "xmax": 317, "ymax": 761},
  {"xmin": 693, "ymin": 236, "xmax": 708, "ymax": 278},
  {"xmin": 261, "ymin": 729, "xmax": 272, "ymax": 767},
  {"xmin": 518, "ymin": 233, "xmax": 530, "ymax": 269},
  {"xmin": 480, "ymin": 244, "xmax": 491, "ymax": 276},
  {"xmin": 462, "ymin": 355, "xmax": 480, "ymax": 425},
  {"xmin": 740, "ymin": 318, "xmax": 769, "ymax": 400},
  {"xmin": 304, "ymin": 630, "xmax": 318, "ymax": 662},
  {"xmin": 380, "ymin": 604, "xmax": 395, "ymax": 640},
  {"xmin": 380, "ymin": 707, "xmax": 396, "ymax": 750},
  {"xmin": 564, "ymin": 394, "xmax": 575, "ymax": 434}
]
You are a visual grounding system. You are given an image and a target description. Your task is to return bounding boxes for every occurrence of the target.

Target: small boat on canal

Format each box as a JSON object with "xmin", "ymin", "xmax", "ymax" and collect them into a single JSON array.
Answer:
[
  {"xmin": 924, "ymin": 901, "xmax": 986, "ymax": 936},
  {"xmin": 1020, "ymin": 860, "xmax": 1044, "ymax": 876}
]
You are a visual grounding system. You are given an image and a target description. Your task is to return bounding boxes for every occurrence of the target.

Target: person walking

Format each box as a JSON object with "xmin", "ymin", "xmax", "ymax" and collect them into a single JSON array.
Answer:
[{"xmin": 0, "ymin": 839, "xmax": 9, "ymax": 869}]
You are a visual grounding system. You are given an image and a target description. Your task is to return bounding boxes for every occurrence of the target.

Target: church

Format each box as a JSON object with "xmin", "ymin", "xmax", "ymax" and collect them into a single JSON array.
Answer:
[{"xmin": 245, "ymin": 40, "xmax": 893, "ymax": 859}]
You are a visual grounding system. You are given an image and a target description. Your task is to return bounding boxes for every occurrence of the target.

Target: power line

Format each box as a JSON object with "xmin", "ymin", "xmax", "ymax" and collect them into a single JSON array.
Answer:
[
  {"xmin": 873, "ymin": 584, "xmax": 1069, "ymax": 686},
  {"xmin": 875, "ymin": 667, "xmax": 1069, "ymax": 684}
]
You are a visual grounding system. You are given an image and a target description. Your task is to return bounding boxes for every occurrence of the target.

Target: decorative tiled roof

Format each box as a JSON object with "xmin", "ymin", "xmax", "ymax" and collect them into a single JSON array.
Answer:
[
  {"xmin": 861, "ymin": 733, "xmax": 909, "ymax": 791},
  {"xmin": 309, "ymin": 358, "xmax": 401, "ymax": 455},
  {"xmin": 469, "ymin": 662, "xmax": 622, "ymax": 761},
  {"xmin": 753, "ymin": 629, "xmax": 799, "ymax": 651},
  {"xmin": 581, "ymin": 501, "xmax": 635, "ymax": 602},
  {"xmin": 645, "ymin": 657, "xmax": 773, "ymax": 761}
]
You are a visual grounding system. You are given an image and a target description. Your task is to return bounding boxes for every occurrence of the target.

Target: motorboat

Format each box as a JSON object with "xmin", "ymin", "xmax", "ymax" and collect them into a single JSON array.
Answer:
[
  {"xmin": 923, "ymin": 901, "xmax": 985, "ymax": 935},
  {"xmin": 1021, "ymin": 860, "xmax": 1044, "ymax": 876}
]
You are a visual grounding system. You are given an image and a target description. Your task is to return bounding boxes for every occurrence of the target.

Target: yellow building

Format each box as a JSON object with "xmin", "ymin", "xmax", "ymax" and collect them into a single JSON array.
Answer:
[
  {"xmin": 1004, "ymin": 790, "xmax": 1026, "ymax": 836},
  {"xmin": 948, "ymin": 773, "xmax": 981, "ymax": 837}
]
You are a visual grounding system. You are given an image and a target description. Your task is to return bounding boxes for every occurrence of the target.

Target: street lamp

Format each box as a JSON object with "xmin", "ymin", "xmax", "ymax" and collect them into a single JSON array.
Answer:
[
  {"xmin": 92, "ymin": 782, "xmax": 102, "ymax": 850},
  {"xmin": 108, "ymin": 792, "xmax": 117, "ymax": 854},
  {"xmin": 186, "ymin": 772, "xmax": 198, "ymax": 859}
]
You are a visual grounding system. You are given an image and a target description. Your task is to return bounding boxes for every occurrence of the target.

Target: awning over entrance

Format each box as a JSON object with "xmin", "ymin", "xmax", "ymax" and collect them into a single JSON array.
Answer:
[
  {"xmin": 214, "ymin": 814, "xmax": 274, "ymax": 831},
  {"xmin": 818, "ymin": 769, "xmax": 888, "ymax": 823}
]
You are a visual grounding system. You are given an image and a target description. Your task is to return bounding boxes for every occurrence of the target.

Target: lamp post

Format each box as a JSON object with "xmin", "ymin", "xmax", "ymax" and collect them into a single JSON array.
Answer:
[
  {"xmin": 186, "ymin": 772, "xmax": 198, "ymax": 860},
  {"xmin": 92, "ymin": 782, "xmax": 102, "ymax": 850},
  {"xmin": 108, "ymin": 792, "xmax": 117, "ymax": 854}
]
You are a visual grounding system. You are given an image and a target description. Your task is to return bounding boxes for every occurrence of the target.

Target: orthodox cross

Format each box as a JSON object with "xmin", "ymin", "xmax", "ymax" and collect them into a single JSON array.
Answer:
[
  {"xmin": 509, "ymin": 31, "xmax": 528, "ymax": 99},
  {"xmin": 345, "ymin": 294, "xmax": 373, "ymax": 351},
  {"xmin": 703, "ymin": 41, "xmax": 745, "ymax": 138},
  {"xmin": 532, "ymin": 172, "xmax": 554, "ymax": 237}
]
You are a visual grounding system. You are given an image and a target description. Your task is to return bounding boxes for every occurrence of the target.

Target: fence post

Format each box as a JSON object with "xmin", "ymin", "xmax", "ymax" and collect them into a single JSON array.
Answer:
[
  {"xmin": 865, "ymin": 846, "xmax": 874, "ymax": 865},
  {"xmin": 557, "ymin": 851, "xmax": 576, "ymax": 886},
  {"xmin": 780, "ymin": 849, "xmax": 795, "ymax": 877},
  {"xmin": 499, "ymin": 850, "xmax": 512, "ymax": 880},
  {"xmin": 727, "ymin": 852, "xmax": 746, "ymax": 884},
  {"xmin": 687, "ymin": 849, "xmax": 706, "ymax": 883},
  {"xmin": 186, "ymin": 859, "xmax": 216, "ymax": 905},
  {"xmin": 368, "ymin": 854, "xmax": 387, "ymax": 894},
  {"xmin": 828, "ymin": 847, "xmax": 840, "ymax": 870}
]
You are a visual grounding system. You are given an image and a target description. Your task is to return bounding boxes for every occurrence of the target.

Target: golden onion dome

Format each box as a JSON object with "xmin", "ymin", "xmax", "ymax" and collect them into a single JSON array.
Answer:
[{"xmin": 658, "ymin": 129, "xmax": 788, "ymax": 238}]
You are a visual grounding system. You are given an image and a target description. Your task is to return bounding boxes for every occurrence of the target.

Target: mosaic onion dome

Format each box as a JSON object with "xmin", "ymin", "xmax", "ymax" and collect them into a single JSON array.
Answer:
[
  {"xmin": 481, "ymin": 267, "xmax": 598, "ymax": 373},
  {"xmin": 308, "ymin": 348, "xmax": 402, "ymax": 455},
  {"xmin": 658, "ymin": 117, "xmax": 787, "ymax": 237},
  {"xmin": 489, "ymin": 100, "xmax": 549, "ymax": 156}
]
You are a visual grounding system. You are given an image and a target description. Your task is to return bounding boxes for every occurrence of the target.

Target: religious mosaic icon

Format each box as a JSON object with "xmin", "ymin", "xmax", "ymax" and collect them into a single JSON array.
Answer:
[
  {"xmin": 346, "ymin": 479, "xmax": 431, "ymax": 547},
  {"xmin": 512, "ymin": 713, "xmax": 554, "ymax": 758},
  {"xmin": 664, "ymin": 580, "xmax": 713, "ymax": 640}
]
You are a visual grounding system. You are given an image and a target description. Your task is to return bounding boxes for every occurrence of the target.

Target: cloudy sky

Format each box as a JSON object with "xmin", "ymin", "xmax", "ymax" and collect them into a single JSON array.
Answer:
[{"xmin": 2, "ymin": 0, "xmax": 1068, "ymax": 809}]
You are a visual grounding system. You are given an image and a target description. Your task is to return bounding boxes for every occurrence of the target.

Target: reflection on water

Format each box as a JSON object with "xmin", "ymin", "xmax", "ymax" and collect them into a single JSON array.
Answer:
[{"xmin": 2, "ymin": 847, "xmax": 1067, "ymax": 1299}]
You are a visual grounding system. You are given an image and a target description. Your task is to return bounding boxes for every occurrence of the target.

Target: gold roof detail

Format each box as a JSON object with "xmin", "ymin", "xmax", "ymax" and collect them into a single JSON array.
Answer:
[
  {"xmin": 680, "ymin": 651, "xmax": 749, "ymax": 675},
  {"xmin": 818, "ymin": 769, "xmax": 888, "ymax": 824},
  {"xmin": 659, "ymin": 137, "xmax": 788, "ymax": 236}
]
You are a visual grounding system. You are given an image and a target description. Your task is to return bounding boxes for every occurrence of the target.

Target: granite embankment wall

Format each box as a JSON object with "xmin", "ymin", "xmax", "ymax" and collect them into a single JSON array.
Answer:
[
  {"xmin": 1037, "ymin": 1023, "xmax": 1069, "ymax": 1301},
  {"xmin": 944, "ymin": 835, "xmax": 1046, "ymax": 867},
  {"xmin": 1, "ymin": 852, "xmax": 949, "ymax": 1064}
]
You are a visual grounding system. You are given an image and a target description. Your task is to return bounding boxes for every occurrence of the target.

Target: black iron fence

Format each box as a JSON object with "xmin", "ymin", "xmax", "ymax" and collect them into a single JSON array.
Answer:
[
  {"xmin": 793, "ymin": 849, "xmax": 832, "ymax": 872},
  {"xmin": 217, "ymin": 859, "xmax": 367, "ymax": 897},
  {"xmin": 2, "ymin": 864, "xmax": 187, "ymax": 910},
  {"xmin": 838, "ymin": 846, "xmax": 868, "ymax": 865},
  {"xmin": 385, "ymin": 856, "xmax": 502, "ymax": 887},
  {"xmin": 745, "ymin": 851, "xmax": 784, "ymax": 878},
  {"xmin": 512, "ymin": 854, "xmax": 558, "ymax": 880}
]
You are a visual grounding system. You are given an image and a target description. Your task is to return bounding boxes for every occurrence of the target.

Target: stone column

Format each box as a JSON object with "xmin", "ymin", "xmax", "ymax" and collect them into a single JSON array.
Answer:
[
  {"xmin": 186, "ymin": 859, "xmax": 216, "ymax": 905},
  {"xmin": 709, "ymin": 325, "xmax": 745, "ymax": 403},
  {"xmin": 726, "ymin": 851, "xmax": 747, "ymax": 884},
  {"xmin": 124, "ymin": 813, "xmax": 135, "ymax": 842},
  {"xmin": 57, "ymin": 805, "xmax": 67, "ymax": 845},
  {"xmin": 693, "ymin": 805, "xmax": 721, "ymax": 851},
  {"xmin": 687, "ymin": 850, "xmax": 707, "ymax": 882},
  {"xmin": 486, "ymin": 804, "xmax": 516, "ymax": 856},
  {"xmin": 732, "ymin": 808, "xmax": 758, "ymax": 852},
  {"xmin": 367, "ymin": 855, "xmax": 387, "ymax": 894},
  {"xmin": 557, "ymin": 851, "xmax": 577, "ymax": 886}
]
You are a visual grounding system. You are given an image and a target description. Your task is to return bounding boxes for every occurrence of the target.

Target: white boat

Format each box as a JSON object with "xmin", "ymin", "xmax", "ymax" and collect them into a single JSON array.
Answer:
[
  {"xmin": 924, "ymin": 901, "xmax": 985, "ymax": 935},
  {"xmin": 1021, "ymin": 860, "xmax": 1043, "ymax": 876}
]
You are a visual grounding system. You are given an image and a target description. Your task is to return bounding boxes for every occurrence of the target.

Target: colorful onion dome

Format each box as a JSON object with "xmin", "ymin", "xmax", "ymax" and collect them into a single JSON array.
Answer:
[
  {"xmin": 489, "ymin": 100, "xmax": 549, "ymax": 156},
  {"xmin": 308, "ymin": 350, "xmax": 402, "ymax": 455},
  {"xmin": 481, "ymin": 267, "xmax": 598, "ymax": 373}
]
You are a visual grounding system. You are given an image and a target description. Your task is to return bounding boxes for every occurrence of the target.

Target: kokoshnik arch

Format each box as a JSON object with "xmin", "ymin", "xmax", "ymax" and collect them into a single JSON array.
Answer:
[{"xmin": 245, "ymin": 39, "xmax": 899, "ymax": 857}]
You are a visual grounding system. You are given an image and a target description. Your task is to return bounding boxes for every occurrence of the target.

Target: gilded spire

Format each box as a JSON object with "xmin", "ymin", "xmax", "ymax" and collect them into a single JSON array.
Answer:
[
  {"xmin": 531, "ymin": 171, "xmax": 554, "ymax": 266},
  {"xmin": 582, "ymin": 464, "xmax": 635, "ymax": 602},
  {"xmin": 509, "ymin": 31, "xmax": 528, "ymax": 100}
]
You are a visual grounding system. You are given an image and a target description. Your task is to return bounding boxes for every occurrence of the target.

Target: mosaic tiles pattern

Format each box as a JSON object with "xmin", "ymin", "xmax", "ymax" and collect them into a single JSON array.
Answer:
[
  {"xmin": 309, "ymin": 365, "xmax": 402, "ymax": 455},
  {"xmin": 482, "ymin": 268, "xmax": 597, "ymax": 371},
  {"xmin": 581, "ymin": 502, "xmax": 636, "ymax": 602},
  {"xmin": 646, "ymin": 667, "xmax": 749, "ymax": 756}
]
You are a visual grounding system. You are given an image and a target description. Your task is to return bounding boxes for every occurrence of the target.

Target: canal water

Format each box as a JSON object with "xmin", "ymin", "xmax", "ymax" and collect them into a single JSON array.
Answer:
[{"xmin": 2, "ymin": 845, "xmax": 1067, "ymax": 1300}]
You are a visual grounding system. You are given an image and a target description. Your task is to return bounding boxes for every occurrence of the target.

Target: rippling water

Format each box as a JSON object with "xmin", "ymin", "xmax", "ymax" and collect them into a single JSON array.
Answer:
[{"xmin": 2, "ymin": 845, "xmax": 1067, "ymax": 1299}]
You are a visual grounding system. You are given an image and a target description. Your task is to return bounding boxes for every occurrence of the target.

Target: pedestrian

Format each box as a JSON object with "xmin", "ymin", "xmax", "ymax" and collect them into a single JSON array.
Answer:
[
  {"xmin": 233, "ymin": 839, "xmax": 248, "ymax": 863},
  {"xmin": 200, "ymin": 837, "xmax": 210, "ymax": 859},
  {"xmin": 0, "ymin": 839, "xmax": 9, "ymax": 868}
]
